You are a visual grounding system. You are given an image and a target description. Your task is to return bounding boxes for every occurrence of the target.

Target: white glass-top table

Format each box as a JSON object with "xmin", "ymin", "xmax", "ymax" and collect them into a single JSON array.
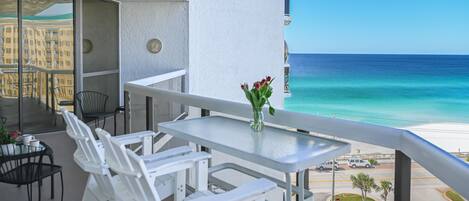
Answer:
[{"xmin": 158, "ymin": 116, "xmax": 351, "ymax": 201}]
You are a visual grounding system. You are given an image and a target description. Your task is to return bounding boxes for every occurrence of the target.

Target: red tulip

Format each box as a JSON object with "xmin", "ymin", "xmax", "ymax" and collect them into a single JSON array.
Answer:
[
  {"xmin": 254, "ymin": 82, "xmax": 260, "ymax": 89},
  {"xmin": 241, "ymin": 84, "xmax": 245, "ymax": 89},
  {"xmin": 9, "ymin": 131, "xmax": 18, "ymax": 139},
  {"xmin": 266, "ymin": 76, "xmax": 272, "ymax": 81}
]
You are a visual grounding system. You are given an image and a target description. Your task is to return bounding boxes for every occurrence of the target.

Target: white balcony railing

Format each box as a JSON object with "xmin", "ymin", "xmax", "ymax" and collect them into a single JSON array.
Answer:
[{"xmin": 124, "ymin": 69, "xmax": 469, "ymax": 200}]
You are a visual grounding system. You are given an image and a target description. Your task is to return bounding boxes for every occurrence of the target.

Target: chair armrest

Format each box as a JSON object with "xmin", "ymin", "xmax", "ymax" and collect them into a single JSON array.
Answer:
[
  {"xmin": 140, "ymin": 146, "xmax": 193, "ymax": 162},
  {"xmin": 190, "ymin": 178, "xmax": 277, "ymax": 201},
  {"xmin": 112, "ymin": 130, "xmax": 156, "ymax": 145},
  {"xmin": 95, "ymin": 140, "xmax": 104, "ymax": 149},
  {"xmin": 146, "ymin": 152, "xmax": 211, "ymax": 176}
]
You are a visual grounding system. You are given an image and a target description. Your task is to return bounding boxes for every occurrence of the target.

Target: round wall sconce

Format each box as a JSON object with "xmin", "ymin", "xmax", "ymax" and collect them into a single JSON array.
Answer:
[
  {"xmin": 147, "ymin": 38, "xmax": 162, "ymax": 54},
  {"xmin": 83, "ymin": 39, "xmax": 93, "ymax": 54}
]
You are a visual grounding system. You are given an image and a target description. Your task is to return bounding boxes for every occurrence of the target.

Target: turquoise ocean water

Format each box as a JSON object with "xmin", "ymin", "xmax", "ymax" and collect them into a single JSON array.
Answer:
[{"xmin": 284, "ymin": 54, "xmax": 469, "ymax": 127}]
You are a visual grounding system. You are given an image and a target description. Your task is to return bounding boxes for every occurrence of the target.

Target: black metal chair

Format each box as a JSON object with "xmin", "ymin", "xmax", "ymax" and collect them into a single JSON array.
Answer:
[
  {"xmin": 76, "ymin": 91, "xmax": 115, "ymax": 128},
  {"xmin": 0, "ymin": 142, "xmax": 63, "ymax": 201}
]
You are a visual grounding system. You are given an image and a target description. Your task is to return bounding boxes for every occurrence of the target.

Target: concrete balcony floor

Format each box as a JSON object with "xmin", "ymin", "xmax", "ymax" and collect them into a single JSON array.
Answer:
[
  {"xmin": 0, "ymin": 97, "xmax": 66, "ymax": 134},
  {"xmin": 0, "ymin": 130, "xmax": 87, "ymax": 201}
]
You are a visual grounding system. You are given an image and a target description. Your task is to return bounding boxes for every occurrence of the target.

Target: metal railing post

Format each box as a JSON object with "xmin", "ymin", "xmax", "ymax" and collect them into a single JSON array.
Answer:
[
  {"xmin": 200, "ymin": 109, "xmax": 211, "ymax": 163},
  {"xmin": 180, "ymin": 75, "xmax": 186, "ymax": 114},
  {"xmin": 143, "ymin": 96, "xmax": 154, "ymax": 155},
  {"xmin": 51, "ymin": 74, "xmax": 55, "ymax": 112},
  {"xmin": 146, "ymin": 96, "xmax": 153, "ymax": 131},
  {"xmin": 296, "ymin": 129, "xmax": 310, "ymax": 201},
  {"xmin": 395, "ymin": 150, "xmax": 411, "ymax": 201},
  {"xmin": 124, "ymin": 90, "xmax": 130, "ymax": 134},
  {"xmin": 46, "ymin": 73, "xmax": 49, "ymax": 111}
]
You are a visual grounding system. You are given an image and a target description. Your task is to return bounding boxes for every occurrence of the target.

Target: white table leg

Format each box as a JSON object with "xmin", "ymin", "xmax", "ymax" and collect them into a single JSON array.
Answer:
[
  {"xmin": 174, "ymin": 170, "xmax": 186, "ymax": 201},
  {"xmin": 299, "ymin": 170, "xmax": 305, "ymax": 201},
  {"xmin": 142, "ymin": 135, "xmax": 153, "ymax": 155},
  {"xmin": 285, "ymin": 173, "xmax": 292, "ymax": 201}
]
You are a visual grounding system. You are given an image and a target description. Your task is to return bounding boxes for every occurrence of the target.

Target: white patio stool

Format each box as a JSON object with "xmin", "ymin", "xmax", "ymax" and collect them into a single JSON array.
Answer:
[{"xmin": 98, "ymin": 130, "xmax": 277, "ymax": 201}]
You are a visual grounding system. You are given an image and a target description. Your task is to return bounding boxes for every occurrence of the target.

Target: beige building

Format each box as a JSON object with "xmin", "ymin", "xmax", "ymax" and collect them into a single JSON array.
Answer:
[{"xmin": 0, "ymin": 16, "xmax": 74, "ymax": 108}]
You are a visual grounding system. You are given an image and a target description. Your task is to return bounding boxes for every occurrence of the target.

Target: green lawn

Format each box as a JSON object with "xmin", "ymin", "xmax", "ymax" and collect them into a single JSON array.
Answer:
[
  {"xmin": 334, "ymin": 193, "xmax": 375, "ymax": 201},
  {"xmin": 445, "ymin": 190, "xmax": 464, "ymax": 201}
]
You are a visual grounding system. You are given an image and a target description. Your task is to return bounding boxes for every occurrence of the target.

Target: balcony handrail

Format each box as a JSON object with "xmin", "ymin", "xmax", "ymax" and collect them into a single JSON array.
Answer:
[
  {"xmin": 127, "ymin": 69, "xmax": 186, "ymax": 87},
  {"xmin": 124, "ymin": 71, "xmax": 469, "ymax": 199}
]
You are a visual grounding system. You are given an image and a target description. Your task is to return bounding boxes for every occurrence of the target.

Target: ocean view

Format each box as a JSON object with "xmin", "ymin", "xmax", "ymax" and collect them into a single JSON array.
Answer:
[{"xmin": 285, "ymin": 54, "xmax": 469, "ymax": 127}]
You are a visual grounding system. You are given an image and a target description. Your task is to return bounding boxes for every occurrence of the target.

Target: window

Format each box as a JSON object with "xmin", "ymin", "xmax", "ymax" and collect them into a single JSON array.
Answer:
[{"xmin": 5, "ymin": 38, "xmax": 11, "ymax": 43}]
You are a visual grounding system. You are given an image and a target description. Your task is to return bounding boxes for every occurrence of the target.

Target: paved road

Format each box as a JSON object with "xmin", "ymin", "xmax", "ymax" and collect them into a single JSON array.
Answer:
[{"xmin": 300, "ymin": 162, "xmax": 456, "ymax": 201}]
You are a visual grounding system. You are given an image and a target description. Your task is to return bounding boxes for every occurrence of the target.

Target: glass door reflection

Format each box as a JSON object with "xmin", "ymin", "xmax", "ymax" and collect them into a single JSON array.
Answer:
[
  {"xmin": 0, "ymin": 0, "xmax": 75, "ymax": 134},
  {"xmin": 21, "ymin": 0, "xmax": 74, "ymax": 133},
  {"xmin": 0, "ymin": 0, "xmax": 19, "ymax": 131}
]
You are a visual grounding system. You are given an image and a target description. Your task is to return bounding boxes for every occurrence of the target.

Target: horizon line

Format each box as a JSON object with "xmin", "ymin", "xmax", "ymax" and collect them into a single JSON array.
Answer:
[{"xmin": 289, "ymin": 52, "xmax": 469, "ymax": 56}]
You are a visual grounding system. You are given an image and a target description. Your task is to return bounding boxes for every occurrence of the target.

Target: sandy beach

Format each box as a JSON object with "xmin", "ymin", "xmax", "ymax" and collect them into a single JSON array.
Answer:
[
  {"xmin": 316, "ymin": 122, "xmax": 469, "ymax": 155},
  {"xmin": 405, "ymin": 123, "xmax": 469, "ymax": 153}
]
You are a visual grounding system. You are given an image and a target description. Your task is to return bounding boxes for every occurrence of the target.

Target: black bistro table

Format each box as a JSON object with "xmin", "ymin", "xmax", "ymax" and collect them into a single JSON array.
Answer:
[{"xmin": 0, "ymin": 142, "xmax": 63, "ymax": 201}]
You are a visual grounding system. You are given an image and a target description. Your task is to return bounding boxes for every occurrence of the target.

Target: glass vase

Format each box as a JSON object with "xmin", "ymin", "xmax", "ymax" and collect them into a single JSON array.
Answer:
[{"xmin": 250, "ymin": 109, "xmax": 264, "ymax": 132}]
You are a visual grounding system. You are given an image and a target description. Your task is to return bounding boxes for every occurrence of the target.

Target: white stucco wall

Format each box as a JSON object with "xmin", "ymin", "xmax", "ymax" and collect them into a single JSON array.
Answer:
[
  {"xmin": 120, "ymin": 1, "xmax": 189, "ymax": 103},
  {"xmin": 187, "ymin": 1, "xmax": 286, "ymax": 199},
  {"xmin": 120, "ymin": 1, "xmax": 190, "ymax": 151},
  {"xmin": 188, "ymin": 0, "xmax": 285, "ymax": 108}
]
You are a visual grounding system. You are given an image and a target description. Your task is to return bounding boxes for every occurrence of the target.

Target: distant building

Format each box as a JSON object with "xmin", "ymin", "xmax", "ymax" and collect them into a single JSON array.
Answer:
[{"xmin": 0, "ymin": 16, "xmax": 74, "ymax": 107}]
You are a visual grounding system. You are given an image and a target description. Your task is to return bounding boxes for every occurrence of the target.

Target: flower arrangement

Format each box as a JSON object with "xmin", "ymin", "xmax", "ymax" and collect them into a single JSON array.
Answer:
[
  {"xmin": 0, "ymin": 119, "xmax": 16, "ymax": 145},
  {"xmin": 0, "ymin": 118, "xmax": 17, "ymax": 155},
  {"xmin": 241, "ymin": 76, "xmax": 275, "ymax": 132}
]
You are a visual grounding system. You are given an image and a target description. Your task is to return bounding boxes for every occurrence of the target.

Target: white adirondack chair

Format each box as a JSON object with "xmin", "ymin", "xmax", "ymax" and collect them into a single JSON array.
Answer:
[
  {"xmin": 61, "ymin": 108, "xmax": 201, "ymax": 201},
  {"xmin": 61, "ymin": 108, "xmax": 115, "ymax": 201},
  {"xmin": 97, "ymin": 129, "xmax": 277, "ymax": 201}
]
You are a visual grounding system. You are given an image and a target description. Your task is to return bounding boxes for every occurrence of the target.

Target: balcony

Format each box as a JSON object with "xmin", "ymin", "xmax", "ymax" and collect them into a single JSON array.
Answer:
[{"xmin": 1, "ymin": 0, "xmax": 468, "ymax": 200}]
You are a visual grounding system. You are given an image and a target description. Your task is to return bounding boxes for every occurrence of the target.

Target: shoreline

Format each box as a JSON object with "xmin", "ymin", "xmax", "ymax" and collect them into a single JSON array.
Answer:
[{"xmin": 329, "ymin": 122, "xmax": 469, "ymax": 155}]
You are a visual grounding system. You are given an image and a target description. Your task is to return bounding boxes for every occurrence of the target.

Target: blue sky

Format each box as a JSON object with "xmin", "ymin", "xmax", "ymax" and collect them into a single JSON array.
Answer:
[{"xmin": 285, "ymin": 0, "xmax": 469, "ymax": 54}]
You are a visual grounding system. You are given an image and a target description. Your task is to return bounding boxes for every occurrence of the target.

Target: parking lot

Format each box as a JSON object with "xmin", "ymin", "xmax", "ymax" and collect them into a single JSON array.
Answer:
[{"xmin": 304, "ymin": 161, "xmax": 452, "ymax": 201}]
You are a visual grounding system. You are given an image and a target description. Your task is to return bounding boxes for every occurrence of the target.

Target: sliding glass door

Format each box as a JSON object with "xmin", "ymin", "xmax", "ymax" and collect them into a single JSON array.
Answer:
[{"xmin": 0, "ymin": 0, "xmax": 75, "ymax": 133}]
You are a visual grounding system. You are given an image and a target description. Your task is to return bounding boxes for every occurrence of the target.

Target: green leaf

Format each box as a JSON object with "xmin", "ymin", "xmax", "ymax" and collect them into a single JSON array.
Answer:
[
  {"xmin": 244, "ymin": 91, "xmax": 254, "ymax": 105},
  {"xmin": 267, "ymin": 100, "xmax": 275, "ymax": 115},
  {"xmin": 251, "ymin": 91, "xmax": 260, "ymax": 108},
  {"xmin": 269, "ymin": 106, "xmax": 275, "ymax": 115},
  {"xmin": 259, "ymin": 96, "xmax": 266, "ymax": 107},
  {"xmin": 265, "ymin": 88, "xmax": 272, "ymax": 98}
]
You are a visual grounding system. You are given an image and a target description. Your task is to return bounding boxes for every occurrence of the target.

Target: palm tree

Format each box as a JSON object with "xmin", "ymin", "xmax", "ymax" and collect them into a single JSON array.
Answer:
[
  {"xmin": 375, "ymin": 180, "xmax": 393, "ymax": 201},
  {"xmin": 350, "ymin": 173, "xmax": 377, "ymax": 201}
]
